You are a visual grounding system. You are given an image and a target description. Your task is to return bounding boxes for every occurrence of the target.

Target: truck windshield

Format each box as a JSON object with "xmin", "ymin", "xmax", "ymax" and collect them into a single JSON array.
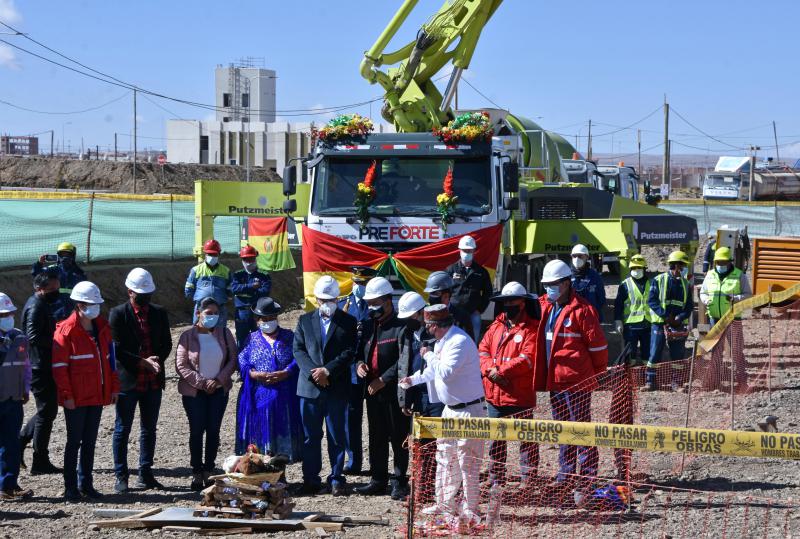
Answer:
[
  {"xmin": 312, "ymin": 157, "xmax": 492, "ymax": 216},
  {"xmin": 706, "ymin": 175, "xmax": 739, "ymax": 187}
]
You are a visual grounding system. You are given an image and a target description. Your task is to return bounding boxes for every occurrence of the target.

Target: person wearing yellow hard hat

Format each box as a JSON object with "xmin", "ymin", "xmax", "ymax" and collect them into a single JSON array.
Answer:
[
  {"xmin": 613, "ymin": 254, "xmax": 652, "ymax": 366},
  {"xmin": 699, "ymin": 247, "xmax": 751, "ymax": 390},
  {"xmin": 644, "ymin": 250, "xmax": 694, "ymax": 391},
  {"xmin": 31, "ymin": 242, "xmax": 87, "ymax": 321}
]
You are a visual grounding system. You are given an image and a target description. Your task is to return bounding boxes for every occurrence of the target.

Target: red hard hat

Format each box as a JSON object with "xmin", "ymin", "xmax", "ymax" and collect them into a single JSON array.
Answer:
[
  {"xmin": 203, "ymin": 239, "xmax": 222, "ymax": 255},
  {"xmin": 239, "ymin": 245, "xmax": 258, "ymax": 258}
]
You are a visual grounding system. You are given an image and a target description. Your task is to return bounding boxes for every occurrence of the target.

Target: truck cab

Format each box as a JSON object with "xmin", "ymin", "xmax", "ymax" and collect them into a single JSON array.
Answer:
[
  {"xmin": 702, "ymin": 172, "xmax": 742, "ymax": 200},
  {"xmin": 595, "ymin": 164, "xmax": 640, "ymax": 201}
]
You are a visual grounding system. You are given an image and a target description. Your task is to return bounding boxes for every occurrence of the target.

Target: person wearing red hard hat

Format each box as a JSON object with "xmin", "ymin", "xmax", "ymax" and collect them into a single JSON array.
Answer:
[
  {"xmin": 184, "ymin": 239, "xmax": 232, "ymax": 326},
  {"xmin": 229, "ymin": 245, "xmax": 272, "ymax": 352}
]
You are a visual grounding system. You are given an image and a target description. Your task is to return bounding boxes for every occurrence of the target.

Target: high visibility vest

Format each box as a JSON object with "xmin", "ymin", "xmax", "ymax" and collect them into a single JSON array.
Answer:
[
  {"xmin": 622, "ymin": 277, "xmax": 651, "ymax": 324},
  {"xmin": 649, "ymin": 273, "xmax": 689, "ymax": 325},
  {"xmin": 705, "ymin": 268, "xmax": 743, "ymax": 320}
]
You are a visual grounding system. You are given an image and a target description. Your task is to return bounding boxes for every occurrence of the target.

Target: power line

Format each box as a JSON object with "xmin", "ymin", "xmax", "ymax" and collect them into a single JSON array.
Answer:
[
  {"xmin": 460, "ymin": 77, "xmax": 505, "ymax": 110},
  {"xmin": 0, "ymin": 92, "xmax": 130, "ymax": 115},
  {"xmin": 669, "ymin": 106, "xmax": 746, "ymax": 150}
]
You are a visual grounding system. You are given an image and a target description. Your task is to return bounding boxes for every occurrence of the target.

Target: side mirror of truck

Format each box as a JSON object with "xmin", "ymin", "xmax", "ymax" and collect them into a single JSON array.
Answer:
[
  {"xmin": 282, "ymin": 166, "xmax": 297, "ymax": 196},
  {"xmin": 502, "ymin": 197, "xmax": 520, "ymax": 211},
  {"xmin": 643, "ymin": 179, "xmax": 652, "ymax": 195},
  {"xmin": 282, "ymin": 199, "xmax": 297, "ymax": 214},
  {"xmin": 502, "ymin": 162, "xmax": 519, "ymax": 192}
]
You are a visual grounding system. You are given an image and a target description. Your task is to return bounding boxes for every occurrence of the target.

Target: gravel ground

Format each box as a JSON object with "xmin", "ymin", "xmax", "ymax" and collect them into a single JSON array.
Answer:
[{"xmin": 4, "ymin": 274, "xmax": 799, "ymax": 538}]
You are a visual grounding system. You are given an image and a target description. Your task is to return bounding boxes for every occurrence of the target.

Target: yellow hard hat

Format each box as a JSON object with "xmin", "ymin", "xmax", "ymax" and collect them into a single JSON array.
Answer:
[
  {"xmin": 667, "ymin": 250, "xmax": 690, "ymax": 264},
  {"xmin": 57, "ymin": 242, "xmax": 76, "ymax": 253},
  {"xmin": 629, "ymin": 254, "xmax": 647, "ymax": 269},
  {"xmin": 713, "ymin": 246, "xmax": 733, "ymax": 262}
]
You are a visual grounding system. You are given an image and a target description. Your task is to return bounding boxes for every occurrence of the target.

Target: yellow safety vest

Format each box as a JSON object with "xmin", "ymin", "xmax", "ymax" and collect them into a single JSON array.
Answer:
[
  {"xmin": 622, "ymin": 277, "xmax": 651, "ymax": 324},
  {"xmin": 649, "ymin": 273, "xmax": 688, "ymax": 325},
  {"xmin": 705, "ymin": 268, "xmax": 743, "ymax": 320}
]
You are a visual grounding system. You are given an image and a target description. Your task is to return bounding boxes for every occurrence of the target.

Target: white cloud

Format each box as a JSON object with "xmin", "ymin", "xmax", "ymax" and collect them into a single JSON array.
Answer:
[
  {"xmin": 0, "ymin": 44, "xmax": 19, "ymax": 69},
  {"xmin": 0, "ymin": 0, "xmax": 22, "ymax": 24}
]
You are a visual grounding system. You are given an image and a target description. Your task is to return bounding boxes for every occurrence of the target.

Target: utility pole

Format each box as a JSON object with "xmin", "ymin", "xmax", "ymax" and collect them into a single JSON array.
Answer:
[
  {"xmin": 95, "ymin": 145, "xmax": 99, "ymax": 160},
  {"xmin": 772, "ymin": 120, "xmax": 780, "ymax": 165},
  {"xmin": 637, "ymin": 129, "xmax": 642, "ymax": 174},
  {"xmin": 662, "ymin": 96, "xmax": 670, "ymax": 186},
  {"xmin": 133, "ymin": 89, "xmax": 137, "ymax": 194},
  {"xmin": 748, "ymin": 145, "xmax": 760, "ymax": 202},
  {"xmin": 114, "ymin": 133, "xmax": 118, "ymax": 161},
  {"xmin": 587, "ymin": 119, "xmax": 593, "ymax": 161}
]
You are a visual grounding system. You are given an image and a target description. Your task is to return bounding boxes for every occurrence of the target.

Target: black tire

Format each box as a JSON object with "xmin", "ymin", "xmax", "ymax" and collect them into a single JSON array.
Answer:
[{"xmin": 529, "ymin": 258, "xmax": 546, "ymax": 296}]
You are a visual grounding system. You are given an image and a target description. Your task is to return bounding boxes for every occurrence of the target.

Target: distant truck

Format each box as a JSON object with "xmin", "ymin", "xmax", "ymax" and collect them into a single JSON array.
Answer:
[
  {"xmin": 562, "ymin": 159, "xmax": 640, "ymax": 202},
  {"xmin": 702, "ymin": 155, "xmax": 800, "ymax": 200}
]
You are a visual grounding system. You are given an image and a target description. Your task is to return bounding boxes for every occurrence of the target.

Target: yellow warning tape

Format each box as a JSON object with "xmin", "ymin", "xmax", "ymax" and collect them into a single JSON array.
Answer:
[
  {"xmin": 0, "ymin": 191, "xmax": 193, "ymax": 202},
  {"xmin": 412, "ymin": 417, "xmax": 800, "ymax": 461},
  {"xmin": 698, "ymin": 281, "xmax": 800, "ymax": 353}
]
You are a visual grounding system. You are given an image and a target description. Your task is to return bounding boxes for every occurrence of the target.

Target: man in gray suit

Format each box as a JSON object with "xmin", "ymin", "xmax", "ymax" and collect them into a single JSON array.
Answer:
[{"xmin": 293, "ymin": 276, "xmax": 358, "ymax": 497}]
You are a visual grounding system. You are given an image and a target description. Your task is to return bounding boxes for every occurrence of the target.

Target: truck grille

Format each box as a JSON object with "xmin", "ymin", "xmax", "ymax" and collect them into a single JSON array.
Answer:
[{"xmin": 530, "ymin": 198, "xmax": 582, "ymax": 220}]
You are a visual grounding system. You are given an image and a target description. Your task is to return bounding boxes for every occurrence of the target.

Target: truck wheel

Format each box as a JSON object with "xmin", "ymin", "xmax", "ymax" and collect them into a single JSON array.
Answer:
[{"xmin": 529, "ymin": 258, "xmax": 545, "ymax": 296}]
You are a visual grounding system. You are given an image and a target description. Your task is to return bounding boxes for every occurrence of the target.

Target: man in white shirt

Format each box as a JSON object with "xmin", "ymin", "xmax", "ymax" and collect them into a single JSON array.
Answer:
[{"xmin": 399, "ymin": 303, "xmax": 486, "ymax": 522}]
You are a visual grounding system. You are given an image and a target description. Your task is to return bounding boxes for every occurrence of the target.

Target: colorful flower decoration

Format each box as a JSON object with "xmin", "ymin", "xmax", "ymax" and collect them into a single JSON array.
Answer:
[
  {"xmin": 354, "ymin": 160, "xmax": 377, "ymax": 231},
  {"xmin": 432, "ymin": 111, "xmax": 494, "ymax": 143},
  {"xmin": 311, "ymin": 114, "xmax": 374, "ymax": 144},
  {"xmin": 436, "ymin": 165, "xmax": 458, "ymax": 232}
]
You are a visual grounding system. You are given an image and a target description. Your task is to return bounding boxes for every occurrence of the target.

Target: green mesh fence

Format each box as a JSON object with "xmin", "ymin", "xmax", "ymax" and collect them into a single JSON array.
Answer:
[{"xmin": 0, "ymin": 197, "xmax": 241, "ymax": 268}]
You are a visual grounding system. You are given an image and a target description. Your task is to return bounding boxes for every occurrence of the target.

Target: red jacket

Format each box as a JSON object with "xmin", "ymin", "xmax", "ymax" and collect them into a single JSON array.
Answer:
[
  {"xmin": 479, "ymin": 311, "xmax": 538, "ymax": 407},
  {"xmin": 535, "ymin": 292, "xmax": 608, "ymax": 392},
  {"xmin": 52, "ymin": 311, "xmax": 120, "ymax": 407}
]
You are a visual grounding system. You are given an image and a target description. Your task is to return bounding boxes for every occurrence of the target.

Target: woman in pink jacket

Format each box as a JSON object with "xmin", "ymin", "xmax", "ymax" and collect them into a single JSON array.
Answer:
[{"xmin": 175, "ymin": 297, "xmax": 237, "ymax": 491}]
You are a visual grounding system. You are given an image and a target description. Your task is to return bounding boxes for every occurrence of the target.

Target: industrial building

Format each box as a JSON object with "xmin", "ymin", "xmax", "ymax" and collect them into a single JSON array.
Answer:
[{"xmin": 1, "ymin": 135, "xmax": 38, "ymax": 156}]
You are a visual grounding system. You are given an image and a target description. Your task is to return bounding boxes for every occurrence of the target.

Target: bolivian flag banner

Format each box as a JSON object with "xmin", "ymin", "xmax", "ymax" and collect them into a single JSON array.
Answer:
[
  {"xmin": 301, "ymin": 224, "xmax": 503, "ymax": 307},
  {"xmin": 246, "ymin": 217, "xmax": 295, "ymax": 271}
]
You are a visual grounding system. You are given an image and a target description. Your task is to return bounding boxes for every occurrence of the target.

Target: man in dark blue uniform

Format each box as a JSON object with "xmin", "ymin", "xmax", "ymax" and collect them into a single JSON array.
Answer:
[
  {"xmin": 570, "ymin": 243, "xmax": 606, "ymax": 322},
  {"xmin": 339, "ymin": 265, "xmax": 377, "ymax": 474},
  {"xmin": 31, "ymin": 242, "xmax": 87, "ymax": 320},
  {"xmin": 229, "ymin": 245, "xmax": 272, "ymax": 350}
]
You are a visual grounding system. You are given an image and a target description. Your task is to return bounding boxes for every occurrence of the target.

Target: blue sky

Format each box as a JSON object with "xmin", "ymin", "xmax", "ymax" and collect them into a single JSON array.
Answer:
[{"xmin": 1, "ymin": 0, "xmax": 798, "ymax": 159}]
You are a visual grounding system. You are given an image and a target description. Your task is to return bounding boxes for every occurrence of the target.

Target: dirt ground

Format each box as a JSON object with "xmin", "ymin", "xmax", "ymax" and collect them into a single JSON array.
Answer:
[{"xmin": 2, "ymin": 252, "xmax": 798, "ymax": 538}]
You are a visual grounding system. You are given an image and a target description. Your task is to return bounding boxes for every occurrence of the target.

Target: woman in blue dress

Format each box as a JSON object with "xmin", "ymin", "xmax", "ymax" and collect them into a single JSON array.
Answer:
[{"xmin": 236, "ymin": 297, "xmax": 302, "ymax": 461}]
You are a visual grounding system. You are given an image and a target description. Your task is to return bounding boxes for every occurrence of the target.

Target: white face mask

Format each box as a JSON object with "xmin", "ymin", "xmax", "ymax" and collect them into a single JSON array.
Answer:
[
  {"xmin": 715, "ymin": 264, "xmax": 729, "ymax": 274},
  {"xmin": 319, "ymin": 301, "xmax": 338, "ymax": 318},
  {"xmin": 259, "ymin": 320, "xmax": 279, "ymax": 334},
  {"xmin": 243, "ymin": 260, "xmax": 257, "ymax": 273},
  {"xmin": 201, "ymin": 313, "xmax": 219, "ymax": 328},
  {"xmin": 0, "ymin": 316, "xmax": 14, "ymax": 333},
  {"xmin": 460, "ymin": 251, "xmax": 474, "ymax": 264},
  {"xmin": 206, "ymin": 255, "xmax": 219, "ymax": 266},
  {"xmin": 572, "ymin": 256, "xmax": 586, "ymax": 269},
  {"xmin": 630, "ymin": 269, "xmax": 644, "ymax": 280},
  {"xmin": 81, "ymin": 304, "xmax": 101, "ymax": 320}
]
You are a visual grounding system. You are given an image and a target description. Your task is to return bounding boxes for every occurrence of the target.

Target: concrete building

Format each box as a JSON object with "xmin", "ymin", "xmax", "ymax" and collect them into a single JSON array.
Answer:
[
  {"xmin": 1, "ymin": 135, "xmax": 38, "ymax": 156},
  {"xmin": 215, "ymin": 61, "xmax": 276, "ymax": 124}
]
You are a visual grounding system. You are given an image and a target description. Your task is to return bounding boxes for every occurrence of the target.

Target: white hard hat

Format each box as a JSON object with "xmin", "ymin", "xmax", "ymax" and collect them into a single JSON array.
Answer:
[
  {"xmin": 70, "ymin": 281, "xmax": 104, "ymax": 304},
  {"xmin": 541, "ymin": 260, "xmax": 572, "ymax": 284},
  {"xmin": 363, "ymin": 277, "xmax": 393, "ymax": 300},
  {"xmin": 125, "ymin": 267, "xmax": 156, "ymax": 294},
  {"xmin": 458, "ymin": 235, "xmax": 477, "ymax": 250},
  {"xmin": 313, "ymin": 275, "xmax": 340, "ymax": 300},
  {"xmin": 397, "ymin": 291, "xmax": 426, "ymax": 319},
  {"xmin": 0, "ymin": 293, "xmax": 16, "ymax": 313},
  {"xmin": 571, "ymin": 244, "xmax": 590, "ymax": 256},
  {"xmin": 490, "ymin": 281, "xmax": 536, "ymax": 301}
]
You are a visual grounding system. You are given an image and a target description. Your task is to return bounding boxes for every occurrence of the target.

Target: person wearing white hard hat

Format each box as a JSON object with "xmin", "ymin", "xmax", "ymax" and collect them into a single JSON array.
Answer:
[
  {"xmin": 52, "ymin": 281, "xmax": 120, "ymax": 502},
  {"xmin": 480, "ymin": 282, "xmax": 541, "ymax": 488},
  {"xmin": 292, "ymin": 275, "xmax": 357, "ymax": 497},
  {"xmin": 570, "ymin": 244, "xmax": 606, "ymax": 322},
  {"xmin": 108, "ymin": 268, "xmax": 173, "ymax": 493},
  {"xmin": 0, "ymin": 293, "xmax": 33, "ymax": 500},
  {"xmin": 352, "ymin": 277, "xmax": 410, "ymax": 500},
  {"xmin": 536, "ymin": 261, "xmax": 607, "ymax": 490},
  {"xmin": 446, "ymin": 235, "xmax": 493, "ymax": 341},
  {"xmin": 395, "ymin": 291, "xmax": 441, "ymax": 506}
]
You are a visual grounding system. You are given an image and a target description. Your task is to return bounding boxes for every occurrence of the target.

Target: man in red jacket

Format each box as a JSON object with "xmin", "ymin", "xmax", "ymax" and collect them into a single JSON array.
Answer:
[
  {"xmin": 536, "ymin": 260, "xmax": 608, "ymax": 487},
  {"xmin": 52, "ymin": 281, "xmax": 120, "ymax": 502},
  {"xmin": 479, "ymin": 282, "xmax": 540, "ymax": 487}
]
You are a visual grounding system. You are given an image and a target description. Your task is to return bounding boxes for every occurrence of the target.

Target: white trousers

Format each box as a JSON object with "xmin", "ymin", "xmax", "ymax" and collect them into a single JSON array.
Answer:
[{"xmin": 435, "ymin": 401, "xmax": 487, "ymax": 513}]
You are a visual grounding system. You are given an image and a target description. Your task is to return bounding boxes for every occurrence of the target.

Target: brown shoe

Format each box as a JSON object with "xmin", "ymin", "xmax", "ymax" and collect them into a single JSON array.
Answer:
[{"xmin": 1, "ymin": 487, "xmax": 32, "ymax": 499}]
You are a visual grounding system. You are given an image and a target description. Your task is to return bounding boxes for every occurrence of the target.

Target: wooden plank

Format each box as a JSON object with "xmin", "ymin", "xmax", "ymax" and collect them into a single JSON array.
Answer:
[
  {"xmin": 141, "ymin": 507, "xmax": 326, "ymax": 532},
  {"xmin": 163, "ymin": 526, "xmax": 202, "ymax": 533},
  {"xmin": 314, "ymin": 527, "xmax": 331, "ymax": 538},
  {"xmin": 198, "ymin": 528, "xmax": 253, "ymax": 536},
  {"xmin": 299, "ymin": 522, "xmax": 343, "ymax": 532},
  {"xmin": 88, "ymin": 519, "xmax": 148, "ymax": 530},
  {"xmin": 91, "ymin": 508, "xmax": 144, "ymax": 519},
  {"xmin": 302, "ymin": 514, "xmax": 322, "ymax": 522}
]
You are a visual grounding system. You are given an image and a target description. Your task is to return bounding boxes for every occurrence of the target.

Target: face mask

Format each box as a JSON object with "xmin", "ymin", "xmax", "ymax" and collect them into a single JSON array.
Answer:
[
  {"xmin": 405, "ymin": 317, "xmax": 422, "ymax": 331},
  {"xmin": 59, "ymin": 256, "xmax": 74, "ymax": 268},
  {"xmin": 715, "ymin": 264, "xmax": 729, "ymax": 274},
  {"xmin": 681, "ymin": 267, "xmax": 689, "ymax": 279},
  {"xmin": 572, "ymin": 256, "xmax": 586, "ymax": 269},
  {"xmin": 630, "ymin": 269, "xmax": 644, "ymax": 280},
  {"xmin": 243, "ymin": 261, "xmax": 257, "ymax": 273},
  {"xmin": 503, "ymin": 305, "xmax": 521, "ymax": 320},
  {"xmin": 545, "ymin": 284, "xmax": 561, "ymax": 303},
  {"xmin": 205, "ymin": 255, "xmax": 219, "ymax": 266},
  {"xmin": 319, "ymin": 301, "xmax": 337, "ymax": 318},
  {"xmin": 460, "ymin": 251, "xmax": 473, "ymax": 264},
  {"xmin": 201, "ymin": 314, "xmax": 219, "ymax": 328},
  {"xmin": 43, "ymin": 289, "xmax": 61, "ymax": 303},
  {"xmin": 428, "ymin": 294, "xmax": 443, "ymax": 306},
  {"xmin": 0, "ymin": 317, "xmax": 14, "ymax": 333},
  {"xmin": 352, "ymin": 284, "xmax": 366, "ymax": 300},
  {"xmin": 368, "ymin": 304, "xmax": 384, "ymax": 320},
  {"xmin": 259, "ymin": 320, "xmax": 279, "ymax": 334},
  {"xmin": 81, "ymin": 304, "xmax": 101, "ymax": 320},
  {"xmin": 133, "ymin": 293, "xmax": 152, "ymax": 307}
]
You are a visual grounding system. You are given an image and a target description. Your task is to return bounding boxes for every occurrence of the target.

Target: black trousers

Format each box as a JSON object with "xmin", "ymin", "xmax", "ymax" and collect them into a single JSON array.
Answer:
[
  {"xmin": 365, "ymin": 389, "xmax": 410, "ymax": 485},
  {"xmin": 20, "ymin": 368, "xmax": 58, "ymax": 462}
]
